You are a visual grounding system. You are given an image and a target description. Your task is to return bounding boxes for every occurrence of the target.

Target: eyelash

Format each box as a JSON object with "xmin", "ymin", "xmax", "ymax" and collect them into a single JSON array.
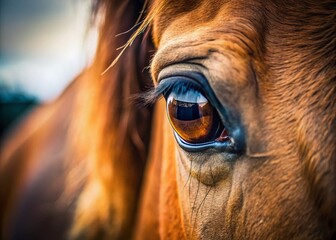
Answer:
[{"xmin": 143, "ymin": 78, "xmax": 204, "ymax": 104}]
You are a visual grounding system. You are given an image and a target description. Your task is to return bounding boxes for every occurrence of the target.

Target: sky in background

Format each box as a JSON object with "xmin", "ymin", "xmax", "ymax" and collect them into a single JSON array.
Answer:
[{"xmin": 0, "ymin": 0, "xmax": 98, "ymax": 101}]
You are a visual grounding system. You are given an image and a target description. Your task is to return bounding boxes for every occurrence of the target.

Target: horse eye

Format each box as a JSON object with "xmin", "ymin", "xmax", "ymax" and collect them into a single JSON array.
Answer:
[{"xmin": 166, "ymin": 88, "xmax": 228, "ymax": 144}]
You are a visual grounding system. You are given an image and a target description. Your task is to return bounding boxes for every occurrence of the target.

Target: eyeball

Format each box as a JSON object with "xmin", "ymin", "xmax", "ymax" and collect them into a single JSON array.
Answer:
[{"xmin": 166, "ymin": 88, "xmax": 227, "ymax": 144}]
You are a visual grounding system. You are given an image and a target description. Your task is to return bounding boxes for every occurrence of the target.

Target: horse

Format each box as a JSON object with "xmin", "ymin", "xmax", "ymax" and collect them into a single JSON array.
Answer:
[{"xmin": 1, "ymin": 0, "xmax": 335, "ymax": 239}]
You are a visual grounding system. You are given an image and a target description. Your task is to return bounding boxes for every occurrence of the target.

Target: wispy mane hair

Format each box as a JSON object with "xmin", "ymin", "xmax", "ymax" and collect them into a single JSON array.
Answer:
[{"xmin": 66, "ymin": 0, "xmax": 156, "ymax": 238}]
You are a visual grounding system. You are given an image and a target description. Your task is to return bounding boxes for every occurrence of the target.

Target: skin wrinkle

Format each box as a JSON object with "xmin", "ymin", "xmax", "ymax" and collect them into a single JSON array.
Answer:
[
  {"xmin": 152, "ymin": 37, "xmax": 250, "ymax": 81},
  {"xmin": 193, "ymin": 185, "xmax": 212, "ymax": 237},
  {"xmin": 191, "ymin": 161, "xmax": 203, "ymax": 223},
  {"xmin": 183, "ymin": 157, "xmax": 192, "ymax": 191},
  {"xmin": 190, "ymin": 163, "xmax": 202, "ymax": 237}
]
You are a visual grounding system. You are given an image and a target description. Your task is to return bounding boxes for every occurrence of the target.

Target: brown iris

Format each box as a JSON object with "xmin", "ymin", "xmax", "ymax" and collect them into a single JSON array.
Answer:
[{"xmin": 167, "ymin": 92, "xmax": 225, "ymax": 144}]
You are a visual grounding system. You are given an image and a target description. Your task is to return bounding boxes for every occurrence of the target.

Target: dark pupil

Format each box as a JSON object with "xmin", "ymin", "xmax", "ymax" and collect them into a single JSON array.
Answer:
[
  {"xmin": 167, "ymin": 96, "xmax": 216, "ymax": 143},
  {"xmin": 175, "ymin": 100, "xmax": 201, "ymax": 121}
]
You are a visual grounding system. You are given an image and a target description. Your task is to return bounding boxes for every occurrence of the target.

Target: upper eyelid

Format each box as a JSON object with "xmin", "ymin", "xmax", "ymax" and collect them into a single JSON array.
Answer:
[
  {"xmin": 161, "ymin": 79, "xmax": 204, "ymax": 97},
  {"xmin": 143, "ymin": 76, "xmax": 204, "ymax": 105}
]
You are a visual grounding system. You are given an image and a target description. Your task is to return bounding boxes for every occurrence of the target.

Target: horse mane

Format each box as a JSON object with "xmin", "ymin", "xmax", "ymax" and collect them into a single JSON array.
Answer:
[{"xmin": 66, "ymin": 0, "xmax": 156, "ymax": 238}]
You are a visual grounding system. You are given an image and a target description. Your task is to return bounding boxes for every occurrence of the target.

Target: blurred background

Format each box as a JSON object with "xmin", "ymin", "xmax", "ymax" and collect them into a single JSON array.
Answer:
[{"xmin": 0, "ymin": 0, "xmax": 98, "ymax": 139}]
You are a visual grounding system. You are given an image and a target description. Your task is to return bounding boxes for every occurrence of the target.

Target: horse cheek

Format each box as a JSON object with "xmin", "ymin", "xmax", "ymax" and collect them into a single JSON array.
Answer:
[{"xmin": 159, "ymin": 100, "xmax": 187, "ymax": 239}]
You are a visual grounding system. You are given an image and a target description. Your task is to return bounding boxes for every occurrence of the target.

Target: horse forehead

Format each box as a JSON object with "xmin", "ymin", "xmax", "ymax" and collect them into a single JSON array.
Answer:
[
  {"xmin": 153, "ymin": 0, "xmax": 266, "ymax": 46},
  {"xmin": 151, "ymin": 0, "xmax": 269, "ymax": 82}
]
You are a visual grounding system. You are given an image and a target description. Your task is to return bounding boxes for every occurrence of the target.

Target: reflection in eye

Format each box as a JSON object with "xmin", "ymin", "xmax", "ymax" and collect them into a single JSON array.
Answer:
[{"xmin": 166, "ymin": 83, "xmax": 229, "ymax": 144}]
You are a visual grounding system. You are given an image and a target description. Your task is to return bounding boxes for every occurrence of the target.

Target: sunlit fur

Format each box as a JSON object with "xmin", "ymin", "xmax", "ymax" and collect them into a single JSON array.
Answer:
[
  {"xmin": 65, "ymin": 1, "xmax": 156, "ymax": 238},
  {"xmin": 1, "ymin": 0, "xmax": 335, "ymax": 239}
]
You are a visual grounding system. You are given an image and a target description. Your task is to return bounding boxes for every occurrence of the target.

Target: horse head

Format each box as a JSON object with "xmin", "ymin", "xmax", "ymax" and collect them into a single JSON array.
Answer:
[
  {"xmin": 140, "ymin": 0, "xmax": 336, "ymax": 238},
  {"xmin": 1, "ymin": 0, "xmax": 335, "ymax": 239}
]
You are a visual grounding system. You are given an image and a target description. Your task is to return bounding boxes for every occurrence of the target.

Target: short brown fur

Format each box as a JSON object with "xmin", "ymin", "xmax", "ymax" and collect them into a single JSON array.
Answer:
[{"xmin": 1, "ymin": 0, "xmax": 335, "ymax": 239}]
